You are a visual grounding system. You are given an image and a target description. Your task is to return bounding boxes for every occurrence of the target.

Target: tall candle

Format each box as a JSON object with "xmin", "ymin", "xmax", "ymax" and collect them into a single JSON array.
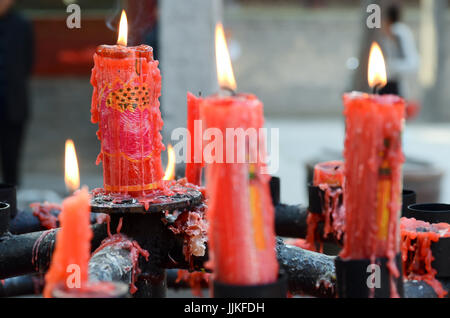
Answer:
[
  {"xmin": 186, "ymin": 92, "xmax": 203, "ymax": 185},
  {"xmin": 340, "ymin": 92, "xmax": 405, "ymax": 261},
  {"xmin": 202, "ymin": 94, "xmax": 278, "ymax": 285},
  {"xmin": 90, "ymin": 11, "xmax": 164, "ymax": 195},
  {"xmin": 200, "ymin": 24, "xmax": 278, "ymax": 286},
  {"xmin": 43, "ymin": 187, "xmax": 92, "ymax": 297}
]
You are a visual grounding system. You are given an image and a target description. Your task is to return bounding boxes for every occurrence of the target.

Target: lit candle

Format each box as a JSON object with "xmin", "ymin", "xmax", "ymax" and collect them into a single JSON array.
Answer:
[
  {"xmin": 90, "ymin": 10, "xmax": 164, "ymax": 195},
  {"xmin": 44, "ymin": 147, "xmax": 91, "ymax": 297},
  {"xmin": 200, "ymin": 24, "xmax": 278, "ymax": 285},
  {"xmin": 65, "ymin": 139, "xmax": 80, "ymax": 194},
  {"xmin": 338, "ymin": 42, "xmax": 405, "ymax": 296}
]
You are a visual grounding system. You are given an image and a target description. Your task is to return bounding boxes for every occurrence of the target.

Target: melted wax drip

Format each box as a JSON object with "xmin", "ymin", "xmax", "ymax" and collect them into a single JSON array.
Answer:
[{"xmin": 400, "ymin": 217, "xmax": 450, "ymax": 298}]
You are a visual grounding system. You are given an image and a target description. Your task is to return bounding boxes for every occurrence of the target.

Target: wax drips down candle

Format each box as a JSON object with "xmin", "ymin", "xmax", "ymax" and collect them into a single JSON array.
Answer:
[
  {"xmin": 91, "ymin": 11, "xmax": 164, "ymax": 195},
  {"xmin": 336, "ymin": 42, "xmax": 405, "ymax": 298},
  {"xmin": 201, "ymin": 24, "xmax": 278, "ymax": 287}
]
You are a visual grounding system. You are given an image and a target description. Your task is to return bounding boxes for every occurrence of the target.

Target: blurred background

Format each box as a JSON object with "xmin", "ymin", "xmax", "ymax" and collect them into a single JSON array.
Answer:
[{"xmin": 1, "ymin": 0, "xmax": 449, "ymax": 207}]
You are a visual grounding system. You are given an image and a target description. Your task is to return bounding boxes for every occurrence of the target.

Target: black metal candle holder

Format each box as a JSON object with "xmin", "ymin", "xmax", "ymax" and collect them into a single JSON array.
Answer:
[
  {"xmin": 0, "ymin": 184, "xmax": 16, "ymax": 218},
  {"xmin": 213, "ymin": 275, "xmax": 287, "ymax": 298},
  {"xmin": 0, "ymin": 202, "xmax": 10, "ymax": 236},
  {"xmin": 401, "ymin": 189, "xmax": 416, "ymax": 218},
  {"xmin": 405, "ymin": 203, "xmax": 450, "ymax": 278},
  {"xmin": 335, "ymin": 254, "xmax": 404, "ymax": 298}
]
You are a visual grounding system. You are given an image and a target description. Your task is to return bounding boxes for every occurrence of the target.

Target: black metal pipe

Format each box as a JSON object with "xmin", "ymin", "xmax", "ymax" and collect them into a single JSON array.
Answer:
[
  {"xmin": 404, "ymin": 279, "xmax": 450, "ymax": 298},
  {"xmin": 9, "ymin": 209, "xmax": 102, "ymax": 235},
  {"xmin": 9, "ymin": 210, "xmax": 47, "ymax": 234},
  {"xmin": 0, "ymin": 223, "xmax": 108, "ymax": 280},
  {"xmin": 0, "ymin": 274, "xmax": 44, "ymax": 297},
  {"xmin": 89, "ymin": 242, "xmax": 134, "ymax": 285},
  {"xmin": 276, "ymin": 239, "xmax": 336, "ymax": 298}
]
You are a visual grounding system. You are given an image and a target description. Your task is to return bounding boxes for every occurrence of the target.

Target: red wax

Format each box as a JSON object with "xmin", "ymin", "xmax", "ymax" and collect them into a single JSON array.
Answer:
[
  {"xmin": 400, "ymin": 217, "xmax": 450, "ymax": 298},
  {"xmin": 306, "ymin": 160, "xmax": 345, "ymax": 251},
  {"xmin": 340, "ymin": 92, "xmax": 405, "ymax": 265},
  {"xmin": 91, "ymin": 44, "xmax": 164, "ymax": 196},
  {"xmin": 313, "ymin": 160, "xmax": 344, "ymax": 187},
  {"xmin": 43, "ymin": 187, "xmax": 92, "ymax": 298},
  {"xmin": 186, "ymin": 92, "xmax": 203, "ymax": 185},
  {"xmin": 201, "ymin": 94, "xmax": 278, "ymax": 285}
]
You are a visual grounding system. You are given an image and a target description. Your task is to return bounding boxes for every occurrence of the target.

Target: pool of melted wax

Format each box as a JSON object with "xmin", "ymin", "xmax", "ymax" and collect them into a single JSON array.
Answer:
[
  {"xmin": 305, "ymin": 184, "xmax": 344, "ymax": 252},
  {"xmin": 92, "ymin": 178, "xmax": 204, "ymax": 211},
  {"xmin": 93, "ymin": 217, "xmax": 150, "ymax": 294},
  {"xmin": 168, "ymin": 203, "xmax": 208, "ymax": 266},
  {"xmin": 30, "ymin": 202, "xmax": 61, "ymax": 229},
  {"xmin": 176, "ymin": 269, "xmax": 210, "ymax": 297},
  {"xmin": 400, "ymin": 217, "xmax": 450, "ymax": 298}
]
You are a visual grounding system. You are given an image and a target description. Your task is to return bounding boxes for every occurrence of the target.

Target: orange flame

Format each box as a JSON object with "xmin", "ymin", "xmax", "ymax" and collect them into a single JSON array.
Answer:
[
  {"xmin": 163, "ymin": 144, "xmax": 176, "ymax": 180},
  {"xmin": 368, "ymin": 42, "xmax": 387, "ymax": 88},
  {"xmin": 65, "ymin": 139, "xmax": 80, "ymax": 193},
  {"xmin": 117, "ymin": 10, "xmax": 128, "ymax": 46},
  {"xmin": 215, "ymin": 23, "xmax": 237, "ymax": 91}
]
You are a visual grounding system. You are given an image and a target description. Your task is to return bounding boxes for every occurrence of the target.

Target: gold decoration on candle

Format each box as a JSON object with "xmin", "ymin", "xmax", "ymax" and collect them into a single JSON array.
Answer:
[
  {"xmin": 117, "ymin": 10, "xmax": 128, "ymax": 46},
  {"xmin": 65, "ymin": 139, "xmax": 80, "ymax": 193},
  {"xmin": 215, "ymin": 23, "xmax": 237, "ymax": 91},
  {"xmin": 368, "ymin": 42, "xmax": 387, "ymax": 88}
]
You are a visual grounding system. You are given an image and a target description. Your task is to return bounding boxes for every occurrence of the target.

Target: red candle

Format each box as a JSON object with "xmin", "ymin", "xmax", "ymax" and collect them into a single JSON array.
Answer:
[
  {"xmin": 313, "ymin": 160, "xmax": 344, "ymax": 187},
  {"xmin": 339, "ymin": 43, "xmax": 405, "ymax": 267},
  {"xmin": 201, "ymin": 24, "xmax": 278, "ymax": 285},
  {"xmin": 186, "ymin": 92, "xmax": 203, "ymax": 185},
  {"xmin": 340, "ymin": 92, "xmax": 404, "ymax": 261},
  {"xmin": 202, "ymin": 94, "xmax": 278, "ymax": 285},
  {"xmin": 90, "ymin": 11, "xmax": 164, "ymax": 196},
  {"xmin": 43, "ymin": 187, "xmax": 92, "ymax": 297},
  {"xmin": 306, "ymin": 160, "xmax": 345, "ymax": 250}
]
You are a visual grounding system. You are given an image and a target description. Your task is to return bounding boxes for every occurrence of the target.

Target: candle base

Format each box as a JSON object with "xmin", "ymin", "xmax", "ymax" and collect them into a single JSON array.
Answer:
[
  {"xmin": 212, "ymin": 275, "xmax": 287, "ymax": 298},
  {"xmin": 335, "ymin": 254, "xmax": 404, "ymax": 298}
]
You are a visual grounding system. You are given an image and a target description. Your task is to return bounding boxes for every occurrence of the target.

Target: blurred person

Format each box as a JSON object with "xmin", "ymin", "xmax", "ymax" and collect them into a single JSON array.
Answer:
[
  {"xmin": 0, "ymin": 0, "xmax": 34, "ymax": 185},
  {"xmin": 380, "ymin": 4, "xmax": 419, "ymax": 97}
]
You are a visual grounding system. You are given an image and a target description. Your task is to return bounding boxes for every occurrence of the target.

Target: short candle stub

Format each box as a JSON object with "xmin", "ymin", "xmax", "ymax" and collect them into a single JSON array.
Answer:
[
  {"xmin": 335, "ymin": 254, "xmax": 404, "ymax": 298},
  {"xmin": 212, "ymin": 275, "xmax": 288, "ymax": 298}
]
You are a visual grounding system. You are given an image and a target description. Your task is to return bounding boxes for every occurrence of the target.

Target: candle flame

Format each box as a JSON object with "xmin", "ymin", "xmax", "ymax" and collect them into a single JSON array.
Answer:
[
  {"xmin": 368, "ymin": 42, "xmax": 387, "ymax": 88},
  {"xmin": 215, "ymin": 23, "xmax": 237, "ymax": 91},
  {"xmin": 65, "ymin": 139, "xmax": 80, "ymax": 193},
  {"xmin": 117, "ymin": 10, "xmax": 128, "ymax": 46},
  {"xmin": 163, "ymin": 144, "xmax": 176, "ymax": 180}
]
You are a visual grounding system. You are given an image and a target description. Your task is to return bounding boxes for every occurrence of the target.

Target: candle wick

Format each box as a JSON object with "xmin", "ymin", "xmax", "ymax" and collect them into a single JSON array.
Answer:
[
  {"xmin": 372, "ymin": 83, "xmax": 382, "ymax": 95},
  {"xmin": 219, "ymin": 86, "xmax": 236, "ymax": 97}
]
